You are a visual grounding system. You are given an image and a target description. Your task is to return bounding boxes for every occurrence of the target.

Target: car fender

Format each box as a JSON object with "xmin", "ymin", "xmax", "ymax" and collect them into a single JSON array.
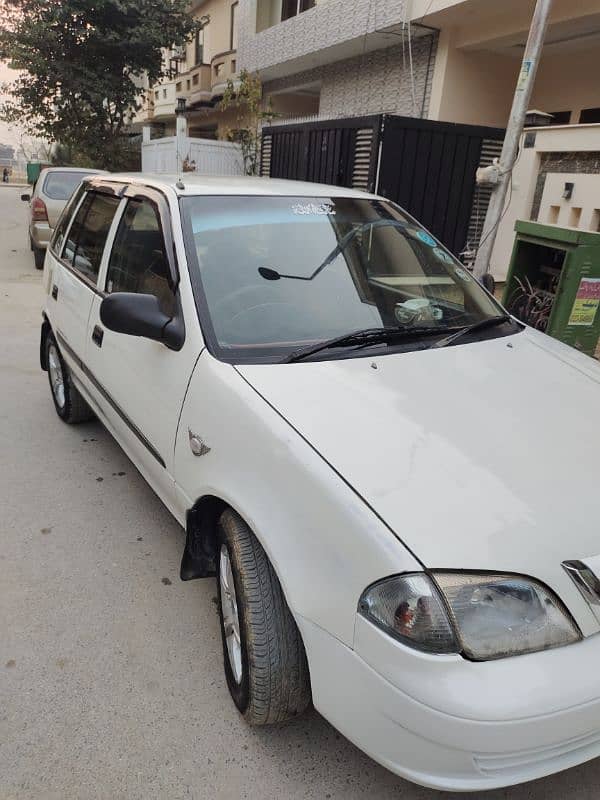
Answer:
[{"xmin": 174, "ymin": 351, "xmax": 421, "ymax": 647}]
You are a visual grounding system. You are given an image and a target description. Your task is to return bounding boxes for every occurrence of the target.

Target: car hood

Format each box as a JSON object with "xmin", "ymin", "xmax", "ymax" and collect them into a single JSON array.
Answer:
[{"xmin": 237, "ymin": 329, "xmax": 600, "ymax": 631}]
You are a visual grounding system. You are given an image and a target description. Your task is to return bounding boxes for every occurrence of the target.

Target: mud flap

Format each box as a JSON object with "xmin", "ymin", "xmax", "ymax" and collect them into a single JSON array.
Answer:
[{"xmin": 180, "ymin": 506, "xmax": 217, "ymax": 581}]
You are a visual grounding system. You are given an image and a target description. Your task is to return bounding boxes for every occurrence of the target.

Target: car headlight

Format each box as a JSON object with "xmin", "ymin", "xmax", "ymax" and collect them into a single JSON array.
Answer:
[
  {"xmin": 358, "ymin": 572, "xmax": 581, "ymax": 660},
  {"xmin": 358, "ymin": 573, "xmax": 459, "ymax": 654}
]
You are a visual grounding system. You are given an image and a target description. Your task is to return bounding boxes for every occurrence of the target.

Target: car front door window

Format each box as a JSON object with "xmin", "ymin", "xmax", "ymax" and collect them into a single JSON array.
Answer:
[{"xmin": 106, "ymin": 198, "xmax": 176, "ymax": 318}]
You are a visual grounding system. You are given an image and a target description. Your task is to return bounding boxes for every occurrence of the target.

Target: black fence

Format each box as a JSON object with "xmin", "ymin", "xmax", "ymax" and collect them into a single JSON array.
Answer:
[{"xmin": 261, "ymin": 114, "xmax": 505, "ymax": 258}]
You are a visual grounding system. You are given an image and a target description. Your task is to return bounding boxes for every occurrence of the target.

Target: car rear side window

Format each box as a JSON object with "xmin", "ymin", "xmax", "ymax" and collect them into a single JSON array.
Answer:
[
  {"xmin": 105, "ymin": 198, "xmax": 176, "ymax": 317},
  {"xmin": 43, "ymin": 171, "xmax": 91, "ymax": 201},
  {"xmin": 62, "ymin": 192, "xmax": 120, "ymax": 283},
  {"xmin": 50, "ymin": 184, "xmax": 87, "ymax": 256}
]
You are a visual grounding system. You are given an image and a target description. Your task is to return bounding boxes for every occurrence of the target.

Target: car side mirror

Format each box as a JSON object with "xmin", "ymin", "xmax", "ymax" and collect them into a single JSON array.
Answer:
[
  {"xmin": 100, "ymin": 292, "xmax": 184, "ymax": 351},
  {"xmin": 21, "ymin": 193, "xmax": 31, "ymax": 202}
]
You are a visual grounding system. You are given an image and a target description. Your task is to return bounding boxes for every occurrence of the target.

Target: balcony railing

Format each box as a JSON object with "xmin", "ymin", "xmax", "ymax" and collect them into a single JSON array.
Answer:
[
  {"xmin": 149, "ymin": 52, "xmax": 238, "ymax": 117},
  {"xmin": 175, "ymin": 63, "xmax": 212, "ymax": 106},
  {"xmin": 210, "ymin": 51, "xmax": 238, "ymax": 94},
  {"xmin": 133, "ymin": 93, "xmax": 155, "ymax": 124},
  {"xmin": 152, "ymin": 80, "xmax": 177, "ymax": 119}
]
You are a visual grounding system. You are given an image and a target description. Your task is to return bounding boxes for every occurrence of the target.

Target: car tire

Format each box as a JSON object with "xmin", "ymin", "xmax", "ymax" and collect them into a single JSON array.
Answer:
[
  {"xmin": 34, "ymin": 247, "xmax": 45, "ymax": 270},
  {"xmin": 216, "ymin": 508, "xmax": 311, "ymax": 725},
  {"xmin": 45, "ymin": 332, "xmax": 95, "ymax": 424}
]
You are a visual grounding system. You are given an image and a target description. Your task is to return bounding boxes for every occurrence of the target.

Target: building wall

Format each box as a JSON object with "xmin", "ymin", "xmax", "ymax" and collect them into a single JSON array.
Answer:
[
  {"xmin": 188, "ymin": 0, "xmax": 238, "ymax": 65},
  {"xmin": 239, "ymin": 0, "xmax": 408, "ymax": 75},
  {"xmin": 428, "ymin": 28, "xmax": 520, "ymax": 127},
  {"xmin": 531, "ymin": 48, "xmax": 600, "ymax": 124},
  {"xmin": 537, "ymin": 171, "xmax": 600, "ymax": 232},
  {"xmin": 532, "ymin": 152, "xmax": 600, "ymax": 225},
  {"xmin": 428, "ymin": 31, "xmax": 600, "ymax": 129},
  {"xmin": 269, "ymin": 92, "xmax": 320, "ymax": 117},
  {"xmin": 491, "ymin": 125, "xmax": 600, "ymax": 280},
  {"xmin": 264, "ymin": 35, "xmax": 438, "ymax": 121}
]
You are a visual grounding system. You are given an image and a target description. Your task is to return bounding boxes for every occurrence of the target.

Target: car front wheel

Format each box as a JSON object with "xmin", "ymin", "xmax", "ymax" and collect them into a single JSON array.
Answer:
[
  {"xmin": 45, "ymin": 332, "xmax": 94, "ymax": 424},
  {"xmin": 217, "ymin": 508, "xmax": 311, "ymax": 725}
]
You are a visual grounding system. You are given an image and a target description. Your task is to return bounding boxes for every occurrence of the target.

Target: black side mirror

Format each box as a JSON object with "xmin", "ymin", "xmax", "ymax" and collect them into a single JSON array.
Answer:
[
  {"xmin": 478, "ymin": 273, "xmax": 496, "ymax": 295},
  {"xmin": 21, "ymin": 193, "xmax": 31, "ymax": 202},
  {"xmin": 100, "ymin": 292, "xmax": 184, "ymax": 351}
]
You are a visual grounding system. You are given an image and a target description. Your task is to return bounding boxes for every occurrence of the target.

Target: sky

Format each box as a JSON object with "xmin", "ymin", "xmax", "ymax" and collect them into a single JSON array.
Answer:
[{"xmin": 0, "ymin": 61, "xmax": 25, "ymax": 149}]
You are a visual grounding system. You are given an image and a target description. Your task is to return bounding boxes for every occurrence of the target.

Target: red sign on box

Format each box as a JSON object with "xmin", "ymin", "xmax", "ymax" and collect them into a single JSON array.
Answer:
[
  {"xmin": 569, "ymin": 278, "xmax": 600, "ymax": 326},
  {"xmin": 576, "ymin": 279, "xmax": 600, "ymax": 300}
]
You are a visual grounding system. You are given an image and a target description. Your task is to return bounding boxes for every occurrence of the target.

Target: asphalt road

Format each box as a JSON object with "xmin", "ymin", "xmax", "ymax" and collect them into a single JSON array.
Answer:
[{"xmin": 1, "ymin": 185, "xmax": 599, "ymax": 800}]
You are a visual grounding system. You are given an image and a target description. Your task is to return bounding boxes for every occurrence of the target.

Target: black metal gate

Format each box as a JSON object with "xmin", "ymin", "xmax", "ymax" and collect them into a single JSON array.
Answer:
[
  {"xmin": 261, "ymin": 116, "xmax": 381, "ymax": 193},
  {"xmin": 261, "ymin": 115, "xmax": 504, "ymax": 257}
]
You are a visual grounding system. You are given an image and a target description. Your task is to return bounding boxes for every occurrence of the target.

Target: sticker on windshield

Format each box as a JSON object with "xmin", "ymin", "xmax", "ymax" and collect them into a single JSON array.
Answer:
[
  {"xmin": 415, "ymin": 230, "xmax": 437, "ymax": 247},
  {"xmin": 454, "ymin": 267, "xmax": 472, "ymax": 282},
  {"xmin": 433, "ymin": 247, "xmax": 455, "ymax": 265},
  {"xmin": 292, "ymin": 202, "xmax": 336, "ymax": 216}
]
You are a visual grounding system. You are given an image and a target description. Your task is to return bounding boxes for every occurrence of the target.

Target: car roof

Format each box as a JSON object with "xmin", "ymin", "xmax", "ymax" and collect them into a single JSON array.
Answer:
[
  {"xmin": 90, "ymin": 173, "xmax": 377, "ymax": 200},
  {"xmin": 42, "ymin": 167, "xmax": 107, "ymax": 174}
]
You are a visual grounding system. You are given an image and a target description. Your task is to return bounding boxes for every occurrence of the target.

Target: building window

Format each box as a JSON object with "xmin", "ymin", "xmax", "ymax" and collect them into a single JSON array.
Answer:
[
  {"xmin": 231, "ymin": 59, "xmax": 237, "ymax": 73},
  {"xmin": 195, "ymin": 23, "xmax": 209, "ymax": 65},
  {"xmin": 193, "ymin": 73, "xmax": 199, "ymax": 86},
  {"xmin": 162, "ymin": 88, "xmax": 167, "ymax": 99},
  {"xmin": 187, "ymin": 79, "xmax": 191, "ymax": 90},
  {"xmin": 176, "ymin": 82, "xmax": 182, "ymax": 92},
  {"xmin": 154, "ymin": 91, "xmax": 159, "ymax": 101},
  {"xmin": 214, "ymin": 62, "xmax": 225, "ymax": 78},
  {"xmin": 231, "ymin": 2, "xmax": 239, "ymax": 50},
  {"xmin": 282, "ymin": 0, "xmax": 315, "ymax": 21},
  {"xmin": 579, "ymin": 108, "xmax": 600, "ymax": 124},
  {"xmin": 548, "ymin": 111, "xmax": 571, "ymax": 125}
]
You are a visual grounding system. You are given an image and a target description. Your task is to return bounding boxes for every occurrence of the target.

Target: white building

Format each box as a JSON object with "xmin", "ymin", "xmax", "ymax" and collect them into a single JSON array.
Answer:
[{"xmin": 236, "ymin": 0, "xmax": 600, "ymax": 277}]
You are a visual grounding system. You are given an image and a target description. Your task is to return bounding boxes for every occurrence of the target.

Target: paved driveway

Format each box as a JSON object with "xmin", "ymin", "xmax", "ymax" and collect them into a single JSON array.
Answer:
[{"xmin": 1, "ymin": 185, "xmax": 598, "ymax": 799}]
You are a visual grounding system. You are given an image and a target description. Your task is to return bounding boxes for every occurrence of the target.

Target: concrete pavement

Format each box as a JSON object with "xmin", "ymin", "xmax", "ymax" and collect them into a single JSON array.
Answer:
[{"xmin": 1, "ymin": 185, "xmax": 599, "ymax": 799}]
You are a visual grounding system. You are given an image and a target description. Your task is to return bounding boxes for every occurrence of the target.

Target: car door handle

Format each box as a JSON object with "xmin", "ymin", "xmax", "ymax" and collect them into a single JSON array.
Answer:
[
  {"xmin": 92, "ymin": 325, "xmax": 104, "ymax": 347},
  {"xmin": 51, "ymin": 284, "xmax": 58, "ymax": 300}
]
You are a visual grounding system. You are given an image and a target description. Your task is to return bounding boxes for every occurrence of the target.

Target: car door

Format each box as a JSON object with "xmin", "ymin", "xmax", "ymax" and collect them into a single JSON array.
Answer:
[
  {"xmin": 48, "ymin": 187, "xmax": 122, "ymax": 392},
  {"xmin": 85, "ymin": 188, "xmax": 202, "ymax": 520}
]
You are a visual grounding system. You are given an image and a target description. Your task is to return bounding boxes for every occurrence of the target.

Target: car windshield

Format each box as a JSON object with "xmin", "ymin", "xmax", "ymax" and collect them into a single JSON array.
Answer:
[
  {"xmin": 43, "ymin": 171, "xmax": 92, "ymax": 201},
  {"xmin": 181, "ymin": 195, "xmax": 505, "ymax": 363}
]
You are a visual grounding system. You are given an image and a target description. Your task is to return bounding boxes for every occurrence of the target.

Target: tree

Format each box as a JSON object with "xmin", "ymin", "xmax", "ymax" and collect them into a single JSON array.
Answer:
[
  {"xmin": 219, "ymin": 70, "xmax": 276, "ymax": 176},
  {"xmin": 0, "ymin": 0, "xmax": 198, "ymax": 169}
]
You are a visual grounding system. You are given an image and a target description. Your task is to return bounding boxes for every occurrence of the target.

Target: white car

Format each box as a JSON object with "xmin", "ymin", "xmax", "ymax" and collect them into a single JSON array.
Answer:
[{"xmin": 41, "ymin": 174, "xmax": 600, "ymax": 792}]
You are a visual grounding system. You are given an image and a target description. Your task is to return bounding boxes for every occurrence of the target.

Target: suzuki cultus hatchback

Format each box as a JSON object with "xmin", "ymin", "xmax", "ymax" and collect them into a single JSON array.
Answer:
[{"xmin": 40, "ymin": 174, "xmax": 600, "ymax": 791}]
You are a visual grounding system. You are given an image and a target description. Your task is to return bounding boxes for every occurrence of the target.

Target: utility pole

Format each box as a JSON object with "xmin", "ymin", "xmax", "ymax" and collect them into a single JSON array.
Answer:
[{"xmin": 473, "ymin": 0, "xmax": 554, "ymax": 280}]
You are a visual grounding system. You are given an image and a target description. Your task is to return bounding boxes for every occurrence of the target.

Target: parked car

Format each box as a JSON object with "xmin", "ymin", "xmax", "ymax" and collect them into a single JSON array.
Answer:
[
  {"xmin": 40, "ymin": 173, "xmax": 600, "ymax": 792},
  {"xmin": 21, "ymin": 166, "xmax": 105, "ymax": 269}
]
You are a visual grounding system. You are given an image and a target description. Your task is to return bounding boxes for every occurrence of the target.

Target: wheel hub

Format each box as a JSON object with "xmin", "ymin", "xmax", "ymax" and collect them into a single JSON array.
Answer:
[
  {"xmin": 219, "ymin": 544, "xmax": 243, "ymax": 684},
  {"xmin": 47, "ymin": 344, "xmax": 65, "ymax": 409}
]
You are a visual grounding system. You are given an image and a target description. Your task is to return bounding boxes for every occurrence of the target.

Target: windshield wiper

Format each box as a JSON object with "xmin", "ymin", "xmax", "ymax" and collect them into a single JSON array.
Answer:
[
  {"xmin": 283, "ymin": 326, "xmax": 444, "ymax": 363},
  {"xmin": 429, "ymin": 314, "xmax": 512, "ymax": 349},
  {"xmin": 258, "ymin": 220, "xmax": 408, "ymax": 283}
]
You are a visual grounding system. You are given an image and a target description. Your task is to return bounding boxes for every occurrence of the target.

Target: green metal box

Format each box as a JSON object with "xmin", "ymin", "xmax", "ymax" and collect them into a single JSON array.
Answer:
[
  {"xmin": 26, "ymin": 161, "xmax": 51, "ymax": 185},
  {"xmin": 503, "ymin": 220, "xmax": 600, "ymax": 357}
]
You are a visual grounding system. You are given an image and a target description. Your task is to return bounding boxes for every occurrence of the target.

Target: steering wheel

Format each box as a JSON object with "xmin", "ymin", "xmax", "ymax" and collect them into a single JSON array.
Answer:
[
  {"xmin": 211, "ymin": 284, "xmax": 276, "ymax": 320},
  {"xmin": 224, "ymin": 301, "xmax": 302, "ymax": 342}
]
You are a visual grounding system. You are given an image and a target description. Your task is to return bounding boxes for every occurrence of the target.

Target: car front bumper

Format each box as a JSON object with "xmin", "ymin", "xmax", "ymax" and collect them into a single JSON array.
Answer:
[
  {"xmin": 30, "ymin": 221, "xmax": 52, "ymax": 250},
  {"xmin": 298, "ymin": 614, "xmax": 600, "ymax": 791}
]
